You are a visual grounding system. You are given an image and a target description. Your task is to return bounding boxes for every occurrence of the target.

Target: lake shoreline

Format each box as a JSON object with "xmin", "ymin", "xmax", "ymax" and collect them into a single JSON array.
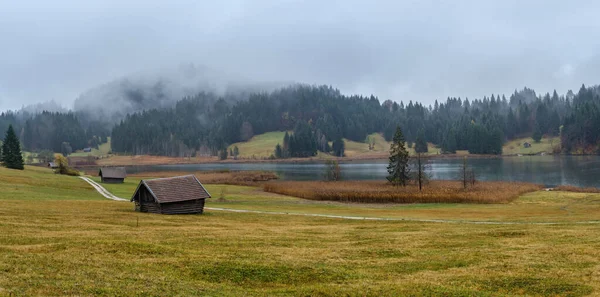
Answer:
[{"xmin": 73, "ymin": 152, "xmax": 568, "ymax": 168}]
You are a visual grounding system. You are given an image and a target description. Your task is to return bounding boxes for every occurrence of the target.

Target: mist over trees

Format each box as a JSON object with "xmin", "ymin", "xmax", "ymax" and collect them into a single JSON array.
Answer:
[
  {"xmin": 0, "ymin": 111, "xmax": 108, "ymax": 155},
  {"xmin": 110, "ymin": 84, "xmax": 587, "ymax": 157},
  {"xmin": 72, "ymin": 64, "xmax": 287, "ymax": 127},
  {"xmin": 2, "ymin": 83, "xmax": 600, "ymax": 157}
]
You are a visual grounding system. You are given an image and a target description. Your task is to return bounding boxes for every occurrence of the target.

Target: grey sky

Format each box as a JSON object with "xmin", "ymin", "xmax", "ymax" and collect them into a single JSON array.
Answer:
[{"xmin": 1, "ymin": 0, "xmax": 600, "ymax": 111}]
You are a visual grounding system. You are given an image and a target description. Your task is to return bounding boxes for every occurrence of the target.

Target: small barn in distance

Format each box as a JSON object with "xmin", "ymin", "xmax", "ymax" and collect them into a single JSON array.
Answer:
[
  {"xmin": 130, "ymin": 175, "xmax": 211, "ymax": 214},
  {"xmin": 83, "ymin": 147, "xmax": 92, "ymax": 153},
  {"xmin": 48, "ymin": 162, "xmax": 58, "ymax": 169},
  {"xmin": 99, "ymin": 167, "xmax": 126, "ymax": 183}
]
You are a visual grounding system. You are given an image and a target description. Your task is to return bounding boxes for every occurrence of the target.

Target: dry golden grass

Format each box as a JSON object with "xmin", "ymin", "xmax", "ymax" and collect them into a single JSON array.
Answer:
[
  {"xmin": 2, "ymin": 166, "xmax": 600, "ymax": 295},
  {"xmin": 129, "ymin": 170, "xmax": 279, "ymax": 186},
  {"xmin": 1, "ymin": 197, "xmax": 600, "ymax": 296},
  {"xmin": 96, "ymin": 155, "xmax": 219, "ymax": 166},
  {"xmin": 264, "ymin": 180, "xmax": 542, "ymax": 204},
  {"xmin": 554, "ymin": 185, "xmax": 600, "ymax": 193}
]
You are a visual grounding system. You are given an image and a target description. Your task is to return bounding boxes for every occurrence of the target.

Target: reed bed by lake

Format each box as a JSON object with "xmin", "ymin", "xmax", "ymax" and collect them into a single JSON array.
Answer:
[
  {"xmin": 555, "ymin": 185, "xmax": 600, "ymax": 193},
  {"xmin": 263, "ymin": 180, "xmax": 542, "ymax": 204}
]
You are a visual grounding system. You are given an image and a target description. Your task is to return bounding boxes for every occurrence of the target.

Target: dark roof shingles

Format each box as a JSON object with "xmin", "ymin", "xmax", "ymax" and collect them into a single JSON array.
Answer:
[
  {"xmin": 99, "ymin": 167, "xmax": 127, "ymax": 179},
  {"xmin": 143, "ymin": 175, "xmax": 211, "ymax": 204}
]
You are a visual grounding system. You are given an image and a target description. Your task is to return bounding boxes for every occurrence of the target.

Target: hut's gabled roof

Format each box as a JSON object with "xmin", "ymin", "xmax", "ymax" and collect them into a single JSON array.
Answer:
[
  {"xmin": 131, "ymin": 175, "xmax": 211, "ymax": 203},
  {"xmin": 99, "ymin": 167, "xmax": 127, "ymax": 179}
]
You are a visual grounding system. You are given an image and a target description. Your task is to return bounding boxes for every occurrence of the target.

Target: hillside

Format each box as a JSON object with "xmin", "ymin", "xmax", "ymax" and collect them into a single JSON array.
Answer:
[
  {"xmin": 70, "ymin": 137, "xmax": 112, "ymax": 157},
  {"xmin": 223, "ymin": 132, "xmax": 561, "ymax": 160},
  {"xmin": 226, "ymin": 132, "xmax": 440, "ymax": 159},
  {"xmin": 228, "ymin": 132, "xmax": 287, "ymax": 159},
  {"xmin": 503, "ymin": 136, "xmax": 560, "ymax": 155}
]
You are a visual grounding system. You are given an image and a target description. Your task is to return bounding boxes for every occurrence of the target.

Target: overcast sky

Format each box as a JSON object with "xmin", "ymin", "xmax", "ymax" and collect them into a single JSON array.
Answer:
[{"xmin": 1, "ymin": 0, "xmax": 600, "ymax": 111}]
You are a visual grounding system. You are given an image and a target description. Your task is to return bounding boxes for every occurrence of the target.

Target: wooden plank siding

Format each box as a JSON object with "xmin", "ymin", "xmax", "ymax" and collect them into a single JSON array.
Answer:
[{"xmin": 130, "ymin": 175, "xmax": 211, "ymax": 215}]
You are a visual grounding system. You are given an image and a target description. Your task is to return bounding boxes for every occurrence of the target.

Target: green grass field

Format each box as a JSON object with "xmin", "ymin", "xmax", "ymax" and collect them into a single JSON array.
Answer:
[
  {"xmin": 225, "ymin": 132, "xmax": 563, "ymax": 159},
  {"xmin": 70, "ymin": 137, "xmax": 112, "ymax": 157},
  {"xmin": 228, "ymin": 132, "xmax": 287, "ymax": 158},
  {"xmin": 502, "ymin": 136, "xmax": 560, "ymax": 155},
  {"xmin": 1, "ymin": 166, "xmax": 600, "ymax": 295},
  {"xmin": 228, "ymin": 132, "xmax": 440, "ymax": 159}
]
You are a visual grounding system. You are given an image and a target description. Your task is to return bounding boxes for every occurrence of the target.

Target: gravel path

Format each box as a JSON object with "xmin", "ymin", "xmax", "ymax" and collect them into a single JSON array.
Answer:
[
  {"xmin": 79, "ymin": 176, "xmax": 128, "ymax": 201},
  {"xmin": 79, "ymin": 177, "xmax": 600, "ymax": 225}
]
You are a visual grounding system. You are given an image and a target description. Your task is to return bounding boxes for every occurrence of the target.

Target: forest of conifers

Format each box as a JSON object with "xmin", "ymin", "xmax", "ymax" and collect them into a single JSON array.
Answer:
[{"xmin": 1, "ymin": 83, "xmax": 599, "ymax": 157}]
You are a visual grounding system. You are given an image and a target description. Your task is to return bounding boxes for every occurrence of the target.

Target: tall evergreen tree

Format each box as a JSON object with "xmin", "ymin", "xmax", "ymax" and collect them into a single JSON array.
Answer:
[
  {"xmin": 274, "ymin": 144, "xmax": 283, "ymax": 159},
  {"xmin": 332, "ymin": 137, "xmax": 345, "ymax": 157},
  {"xmin": 282, "ymin": 132, "xmax": 290, "ymax": 158},
  {"xmin": 532, "ymin": 123, "xmax": 543, "ymax": 143},
  {"xmin": 414, "ymin": 129, "xmax": 428, "ymax": 153},
  {"xmin": 386, "ymin": 126, "xmax": 410, "ymax": 186},
  {"xmin": 233, "ymin": 146, "xmax": 240, "ymax": 159},
  {"xmin": 1, "ymin": 125, "xmax": 24, "ymax": 170}
]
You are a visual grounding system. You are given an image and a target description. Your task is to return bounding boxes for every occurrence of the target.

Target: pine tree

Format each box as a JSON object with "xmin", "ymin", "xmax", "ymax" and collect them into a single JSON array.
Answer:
[
  {"xmin": 414, "ymin": 129, "xmax": 428, "ymax": 153},
  {"xmin": 218, "ymin": 149, "xmax": 228, "ymax": 160},
  {"xmin": 233, "ymin": 146, "xmax": 240, "ymax": 159},
  {"xmin": 274, "ymin": 144, "xmax": 283, "ymax": 159},
  {"xmin": 332, "ymin": 137, "xmax": 345, "ymax": 157},
  {"xmin": 532, "ymin": 123, "xmax": 543, "ymax": 143},
  {"xmin": 386, "ymin": 126, "xmax": 410, "ymax": 186},
  {"xmin": 283, "ymin": 132, "xmax": 290, "ymax": 154},
  {"xmin": 1, "ymin": 125, "xmax": 24, "ymax": 170}
]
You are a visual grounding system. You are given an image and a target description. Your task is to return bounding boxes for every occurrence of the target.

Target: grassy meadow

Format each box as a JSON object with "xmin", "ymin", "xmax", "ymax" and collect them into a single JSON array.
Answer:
[
  {"xmin": 225, "ymin": 132, "xmax": 558, "ymax": 160},
  {"xmin": 228, "ymin": 131, "xmax": 288, "ymax": 159},
  {"xmin": 503, "ymin": 136, "xmax": 560, "ymax": 155},
  {"xmin": 70, "ymin": 137, "xmax": 112, "ymax": 157},
  {"xmin": 1, "ymin": 166, "xmax": 600, "ymax": 296},
  {"xmin": 227, "ymin": 132, "xmax": 440, "ymax": 159}
]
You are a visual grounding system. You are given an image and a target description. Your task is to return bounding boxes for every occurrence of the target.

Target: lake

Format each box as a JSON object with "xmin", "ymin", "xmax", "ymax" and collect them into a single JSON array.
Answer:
[{"xmin": 125, "ymin": 156, "xmax": 600, "ymax": 188}]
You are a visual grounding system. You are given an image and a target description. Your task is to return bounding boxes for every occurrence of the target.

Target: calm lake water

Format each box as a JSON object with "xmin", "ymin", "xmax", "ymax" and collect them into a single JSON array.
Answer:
[{"xmin": 125, "ymin": 156, "xmax": 600, "ymax": 188}]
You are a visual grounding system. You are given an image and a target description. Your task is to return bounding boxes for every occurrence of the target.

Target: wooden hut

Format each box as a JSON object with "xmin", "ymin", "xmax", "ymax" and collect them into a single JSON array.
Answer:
[
  {"xmin": 130, "ymin": 175, "xmax": 211, "ymax": 214},
  {"xmin": 48, "ymin": 162, "xmax": 58, "ymax": 169},
  {"xmin": 98, "ymin": 167, "xmax": 126, "ymax": 183}
]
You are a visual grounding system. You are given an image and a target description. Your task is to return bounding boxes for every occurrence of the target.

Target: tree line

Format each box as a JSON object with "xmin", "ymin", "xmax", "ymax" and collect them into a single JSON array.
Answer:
[
  {"xmin": 2, "ymin": 83, "xmax": 600, "ymax": 157},
  {"xmin": 111, "ymin": 84, "xmax": 597, "ymax": 157},
  {"xmin": 0, "ymin": 111, "xmax": 109, "ymax": 155}
]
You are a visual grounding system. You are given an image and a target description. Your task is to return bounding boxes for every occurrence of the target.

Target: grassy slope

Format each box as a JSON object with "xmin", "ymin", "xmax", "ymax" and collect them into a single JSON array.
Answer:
[
  {"xmin": 2, "ymin": 169, "xmax": 600, "ymax": 295},
  {"xmin": 345, "ymin": 133, "xmax": 440, "ymax": 157},
  {"xmin": 503, "ymin": 136, "xmax": 560, "ymax": 155},
  {"xmin": 226, "ymin": 132, "xmax": 562, "ymax": 159},
  {"xmin": 0, "ymin": 166, "xmax": 102, "ymax": 200},
  {"xmin": 228, "ymin": 132, "xmax": 440, "ymax": 159},
  {"xmin": 70, "ymin": 137, "xmax": 112, "ymax": 157},
  {"xmin": 228, "ymin": 132, "xmax": 286, "ymax": 158}
]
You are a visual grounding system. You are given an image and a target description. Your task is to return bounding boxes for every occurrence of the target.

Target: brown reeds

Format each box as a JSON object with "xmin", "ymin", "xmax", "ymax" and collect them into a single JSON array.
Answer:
[
  {"xmin": 554, "ymin": 185, "xmax": 600, "ymax": 193},
  {"xmin": 263, "ymin": 181, "xmax": 542, "ymax": 204},
  {"xmin": 129, "ymin": 170, "xmax": 279, "ymax": 186}
]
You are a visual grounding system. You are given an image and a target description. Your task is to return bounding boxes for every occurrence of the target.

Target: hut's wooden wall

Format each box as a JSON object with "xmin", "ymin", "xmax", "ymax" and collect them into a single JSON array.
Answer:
[
  {"xmin": 133, "ymin": 184, "xmax": 207, "ymax": 214},
  {"xmin": 160, "ymin": 199, "xmax": 206, "ymax": 214},
  {"xmin": 101, "ymin": 177, "xmax": 124, "ymax": 184},
  {"xmin": 134, "ymin": 186, "xmax": 162, "ymax": 214}
]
